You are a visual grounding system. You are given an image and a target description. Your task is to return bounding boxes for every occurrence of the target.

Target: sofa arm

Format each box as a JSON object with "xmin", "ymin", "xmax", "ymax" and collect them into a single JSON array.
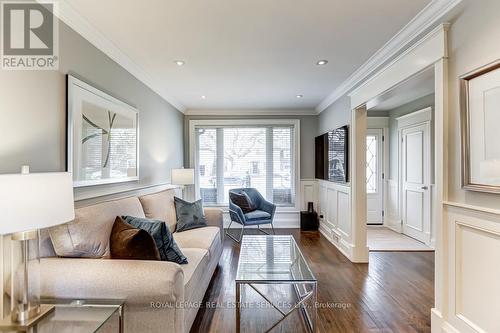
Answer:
[
  {"xmin": 204, "ymin": 207, "xmax": 224, "ymax": 240},
  {"xmin": 40, "ymin": 258, "xmax": 184, "ymax": 305}
]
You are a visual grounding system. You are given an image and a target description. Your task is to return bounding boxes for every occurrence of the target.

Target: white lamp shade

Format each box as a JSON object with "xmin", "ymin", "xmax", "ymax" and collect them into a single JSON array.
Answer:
[
  {"xmin": 171, "ymin": 168, "xmax": 194, "ymax": 185},
  {"xmin": 0, "ymin": 172, "xmax": 75, "ymax": 235}
]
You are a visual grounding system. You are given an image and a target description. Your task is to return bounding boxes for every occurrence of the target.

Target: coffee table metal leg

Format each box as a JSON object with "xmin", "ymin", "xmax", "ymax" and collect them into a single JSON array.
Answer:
[
  {"xmin": 310, "ymin": 282, "xmax": 317, "ymax": 333},
  {"xmin": 235, "ymin": 282, "xmax": 241, "ymax": 333}
]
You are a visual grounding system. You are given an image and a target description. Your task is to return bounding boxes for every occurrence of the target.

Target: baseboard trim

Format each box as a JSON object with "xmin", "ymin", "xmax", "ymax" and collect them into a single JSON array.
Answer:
[
  {"xmin": 318, "ymin": 228, "xmax": 369, "ymax": 263},
  {"xmin": 350, "ymin": 244, "xmax": 370, "ymax": 263},
  {"xmin": 385, "ymin": 222, "xmax": 402, "ymax": 233},
  {"xmin": 319, "ymin": 228, "xmax": 350, "ymax": 260},
  {"xmin": 431, "ymin": 309, "xmax": 460, "ymax": 333}
]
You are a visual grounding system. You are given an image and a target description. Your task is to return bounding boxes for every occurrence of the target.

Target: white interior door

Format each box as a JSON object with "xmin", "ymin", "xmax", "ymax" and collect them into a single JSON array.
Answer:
[
  {"xmin": 401, "ymin": 123, "xmax": 431, "ymax": 243},
  {"xmin": 366, "ymin": 129, "xmax": 383, "ymax": 224}
]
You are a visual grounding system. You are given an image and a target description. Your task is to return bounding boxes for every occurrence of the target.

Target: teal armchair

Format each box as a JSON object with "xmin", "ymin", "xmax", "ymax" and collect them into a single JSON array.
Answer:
[{"xmin": 226, "ymin": 188, "xmax": 276, "ymax": 243}]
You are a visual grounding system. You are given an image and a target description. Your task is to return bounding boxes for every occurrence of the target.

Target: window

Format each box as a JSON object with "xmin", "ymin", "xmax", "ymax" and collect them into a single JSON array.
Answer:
[
  {"xmin": 193, "ymin": 122, "xmax": 297, "ymax": 207},
  {"xmin": 251, "ymin": 161, "xmax": 260, "ymax": 174},
  {"xmin": 366, "ymin": 135, "xmax": 377, "ymax": 193}
]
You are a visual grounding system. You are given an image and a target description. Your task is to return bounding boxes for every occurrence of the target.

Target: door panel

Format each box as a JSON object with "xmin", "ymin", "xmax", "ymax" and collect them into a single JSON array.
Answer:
[
  {"xmin": 405, "ymin": 190, "xmax": 423, "ymax": 231},
  {"xmin": 405, "ymin": 132, "xmax": 424, "ymax": 184},
  {"xmin": 367, "ymin": 129, "xmax": 383, "ymax": 224},
  {"xmin": 401, "ymin": 123, "xmax": 430, "ymax": 243}
]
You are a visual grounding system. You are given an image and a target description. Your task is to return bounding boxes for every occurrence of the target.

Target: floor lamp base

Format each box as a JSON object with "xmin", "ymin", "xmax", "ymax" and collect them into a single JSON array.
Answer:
[{"xmin": 0, "ymin": 304, "xmax": 55, "ymax": 331}]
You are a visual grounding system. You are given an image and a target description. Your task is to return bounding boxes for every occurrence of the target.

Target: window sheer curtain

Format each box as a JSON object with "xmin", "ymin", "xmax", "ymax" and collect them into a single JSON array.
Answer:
[{"xmin": 195, "ymin": 125, "xmax": 295, "ymax": 207}]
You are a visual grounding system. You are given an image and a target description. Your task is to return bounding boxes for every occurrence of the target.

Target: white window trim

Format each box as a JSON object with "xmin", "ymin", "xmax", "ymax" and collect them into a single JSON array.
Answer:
[{"xmin": 188, "ymin": 119, "xmax": 301, "ymax": 211}]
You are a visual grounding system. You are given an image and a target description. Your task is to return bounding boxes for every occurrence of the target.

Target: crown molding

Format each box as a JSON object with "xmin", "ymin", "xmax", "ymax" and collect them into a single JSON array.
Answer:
[
  {"xmin": 184, "ymin": 109, "xmax": 317, "ymax": 116},
  {"xmin": 43, "ymin": 0, "xmax": 186, "ymax": 113},
  {"xmin": 349, "ymin": 23, "xmax": 449, "ymax": 104},
  {"xmin": 316, "ymin": 0, "xmax": 462, "ymax": 113}
]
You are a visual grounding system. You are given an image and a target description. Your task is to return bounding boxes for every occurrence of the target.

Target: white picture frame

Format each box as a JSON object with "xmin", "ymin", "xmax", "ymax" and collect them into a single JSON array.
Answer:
[{"xmin": 67, "ymin": 75, "xmax": 139, "ymax": 187}]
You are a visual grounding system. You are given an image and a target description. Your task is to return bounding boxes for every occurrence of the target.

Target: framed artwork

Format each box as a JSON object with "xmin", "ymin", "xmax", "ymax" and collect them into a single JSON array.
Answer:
[
  {"xmin": 328, "ymin": 125, "xmax": 349, "ymax": 183},
  {"xmin": 67, "ymin": 75, "xmax": 139, "ymax": 187},
  {"xmin": 461, "ymin": 59, "xmax": 500, "ymax": 193}
]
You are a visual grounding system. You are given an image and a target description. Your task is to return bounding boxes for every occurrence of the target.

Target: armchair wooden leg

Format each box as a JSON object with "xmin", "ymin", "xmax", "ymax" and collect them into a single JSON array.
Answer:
[{"xmin": 226, "ymin": 220, "xmax": 245, "ymax": 243}]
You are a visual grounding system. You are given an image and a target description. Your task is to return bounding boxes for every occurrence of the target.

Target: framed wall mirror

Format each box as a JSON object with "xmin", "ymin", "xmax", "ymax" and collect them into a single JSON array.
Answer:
[{"xmin": 461, "ymin": 59, "xmax": 500, "ymax": 193}]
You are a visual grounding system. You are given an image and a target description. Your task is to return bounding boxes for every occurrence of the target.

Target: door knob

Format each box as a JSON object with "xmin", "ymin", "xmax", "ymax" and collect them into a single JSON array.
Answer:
[{"xmin": 421, "ymin": 186, "xmax": 428, "ymax": 190}]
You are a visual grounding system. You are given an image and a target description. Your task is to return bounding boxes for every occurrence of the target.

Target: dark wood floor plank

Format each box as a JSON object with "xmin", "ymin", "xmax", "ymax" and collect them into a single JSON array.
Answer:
[{"xmin": 190, "ymin": 229, "xmax": 434, "ymax": 333}]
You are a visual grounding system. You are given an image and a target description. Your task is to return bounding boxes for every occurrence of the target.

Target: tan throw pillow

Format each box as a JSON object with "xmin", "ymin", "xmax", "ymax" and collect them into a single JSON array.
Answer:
[
  {"xmin": 109, "ymin": 217, "xmax": 160, "ymax": 261},
  {"xmin": 49, "ymin": 197, "xmax": 146, "ymax": 258}
]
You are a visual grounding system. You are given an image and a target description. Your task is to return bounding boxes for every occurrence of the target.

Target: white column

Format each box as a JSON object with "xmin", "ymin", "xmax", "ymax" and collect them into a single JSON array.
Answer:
[
  {"xmin": 431, "ymin": 58, "xmax": 449, "ymax": 327},
  {"xmin": 350, "ymin": 106, "xmax": 369, "ymax": 263}
]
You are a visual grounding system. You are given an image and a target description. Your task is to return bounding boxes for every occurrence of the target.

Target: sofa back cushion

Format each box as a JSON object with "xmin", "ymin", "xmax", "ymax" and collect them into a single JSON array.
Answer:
[
  {"xmin": 138, "ymin": 189, "xmax": 178, "ymax": 232},
  {"xmin": 49, "ymin": 197, "xmax": 145, "ymax": 258}
]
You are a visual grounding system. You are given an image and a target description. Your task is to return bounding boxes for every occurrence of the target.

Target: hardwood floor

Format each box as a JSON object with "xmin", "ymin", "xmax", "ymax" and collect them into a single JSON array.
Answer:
[{"xmin": 190, "ymin": 229, "xmax": 434, "ymax": 333}]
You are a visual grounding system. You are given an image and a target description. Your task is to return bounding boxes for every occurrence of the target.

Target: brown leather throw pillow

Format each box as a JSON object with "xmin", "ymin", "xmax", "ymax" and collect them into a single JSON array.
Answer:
[
  {"xmin": 229, "ymin": 191, "xmax": 256, "ymax": 213},
  {"xmin": 110, "ymin": 216, "xmax": 161, "ymax": 260}
]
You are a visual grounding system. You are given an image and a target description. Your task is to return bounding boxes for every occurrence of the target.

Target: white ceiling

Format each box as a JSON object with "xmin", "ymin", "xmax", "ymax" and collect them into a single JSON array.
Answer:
[
  {"xmin": 368, "ymin": 67, "xmax": 435, "ymax": 111},
  {"xmin": 65, "ymin": 0, "xmax": 431, "ymax": 111}
]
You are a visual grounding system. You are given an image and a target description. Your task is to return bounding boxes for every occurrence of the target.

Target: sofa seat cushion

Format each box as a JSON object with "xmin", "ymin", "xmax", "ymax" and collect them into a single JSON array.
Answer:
[
  {"xmin": 173, "ymin": 227, "xmax": 220, "ymax": 259},
  {"xmin": 244, "ymin": 210, "xmax": 271, "ymax": 221},
  {"xmin": 180, "ymin": 248, "xmax": 209, "ymax": 302}
]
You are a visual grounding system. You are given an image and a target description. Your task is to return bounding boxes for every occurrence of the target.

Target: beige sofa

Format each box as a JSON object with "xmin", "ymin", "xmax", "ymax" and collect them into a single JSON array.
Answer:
[{"xmin": 39, "ymin": 188, "xmax": 223, "ymax": 333}]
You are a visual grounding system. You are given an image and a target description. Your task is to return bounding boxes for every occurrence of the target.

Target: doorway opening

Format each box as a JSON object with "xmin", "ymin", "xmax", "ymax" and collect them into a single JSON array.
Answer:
[{"xmin": 365, "ymin": 68, "xmax": 435, "ymax": 252}]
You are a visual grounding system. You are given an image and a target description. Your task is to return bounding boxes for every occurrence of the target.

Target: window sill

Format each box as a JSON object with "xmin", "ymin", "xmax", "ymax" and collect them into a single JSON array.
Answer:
[{"xmin": 204, "ymin": 205, "xmax": 299, "ymax": 213}]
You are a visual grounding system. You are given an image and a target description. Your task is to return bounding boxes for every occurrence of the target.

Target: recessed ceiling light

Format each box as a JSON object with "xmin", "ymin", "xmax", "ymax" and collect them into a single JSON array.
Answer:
[
  {"xmin": 174, "ymin": 60, "xmax": 185, "ymax": 66},
  {"xmin": 201, "ymin": 95, "xmax": 206, "ymax": 99},
  {"xmin": 316, "ymin": 60, "xmax": 328, "ymax": 66},
  {"xmin": 296, "ymin": 94, "xmax": 303, "ymax": 98}
]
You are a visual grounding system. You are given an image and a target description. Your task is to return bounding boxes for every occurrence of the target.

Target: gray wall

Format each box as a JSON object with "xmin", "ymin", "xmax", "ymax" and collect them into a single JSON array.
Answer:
[
  {"xmin": 183, "ymin": 114, "xmax": 318, "ymax": 179},
  {"xmin": 318, "ymin": 95, "xmax": 351, "ymax": 135},
  {"xmin": 447, "ymin": 0, "xmax": 500, "ymax": 209},
  {"xmin": 0, "ymin": 21, "xmax": 184, "ymax": 200}
]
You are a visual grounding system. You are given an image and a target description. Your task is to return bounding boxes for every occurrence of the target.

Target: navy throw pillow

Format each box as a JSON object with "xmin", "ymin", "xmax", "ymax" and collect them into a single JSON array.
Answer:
[
  {"xmin": 174, "ymin": 197, "xmax": 207, "ymax": 232},
  {"xmin": 121, "ymin": 216, "xmax": 188, "ymax": 264}
]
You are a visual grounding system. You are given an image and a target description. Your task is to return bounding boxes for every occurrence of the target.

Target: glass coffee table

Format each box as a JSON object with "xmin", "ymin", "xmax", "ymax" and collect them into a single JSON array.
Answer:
[
  {"xmin": 235, "ymin": 235, "xmax": 317, "ymax": 333},
  {"xmin": 0, "ymin": 299, "xmax": 124, "ymax": 333}
]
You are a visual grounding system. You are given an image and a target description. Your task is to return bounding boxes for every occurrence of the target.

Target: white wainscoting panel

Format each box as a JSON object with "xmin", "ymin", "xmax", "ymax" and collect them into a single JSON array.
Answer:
[
  {"xmin": 300, "ymin": 179, "xmax": 319, "ymax": 211},
  {"xmin": 337, "ymin": 191, "xmax": 351, "ymax": 237},
  {"xmin": 318, "ymin": 180, "xmax": 352, "ymax": 258},
  {"xmin": 440, "ymin": 203, "xmax": 500, "ymax": 333},
  {"xmin": 385, "ymin": 179, "xmax": 401, "ymax": 232}
]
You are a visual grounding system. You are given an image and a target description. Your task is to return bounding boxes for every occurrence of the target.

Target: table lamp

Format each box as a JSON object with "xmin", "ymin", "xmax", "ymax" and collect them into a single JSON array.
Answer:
[
  {"xmin": 171, "ymin": 168, "xmax": 195, "ymax": 200},
  {"xmin": 0, "ymin": 170, "xmax": 74, "ymax": 324}
]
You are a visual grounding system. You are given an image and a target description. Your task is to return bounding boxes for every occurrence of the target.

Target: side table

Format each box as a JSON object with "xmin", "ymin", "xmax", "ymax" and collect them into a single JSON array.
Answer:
[{"xmin": 0, "ymin": 298, "xmax": 124, "ymax": 333}]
